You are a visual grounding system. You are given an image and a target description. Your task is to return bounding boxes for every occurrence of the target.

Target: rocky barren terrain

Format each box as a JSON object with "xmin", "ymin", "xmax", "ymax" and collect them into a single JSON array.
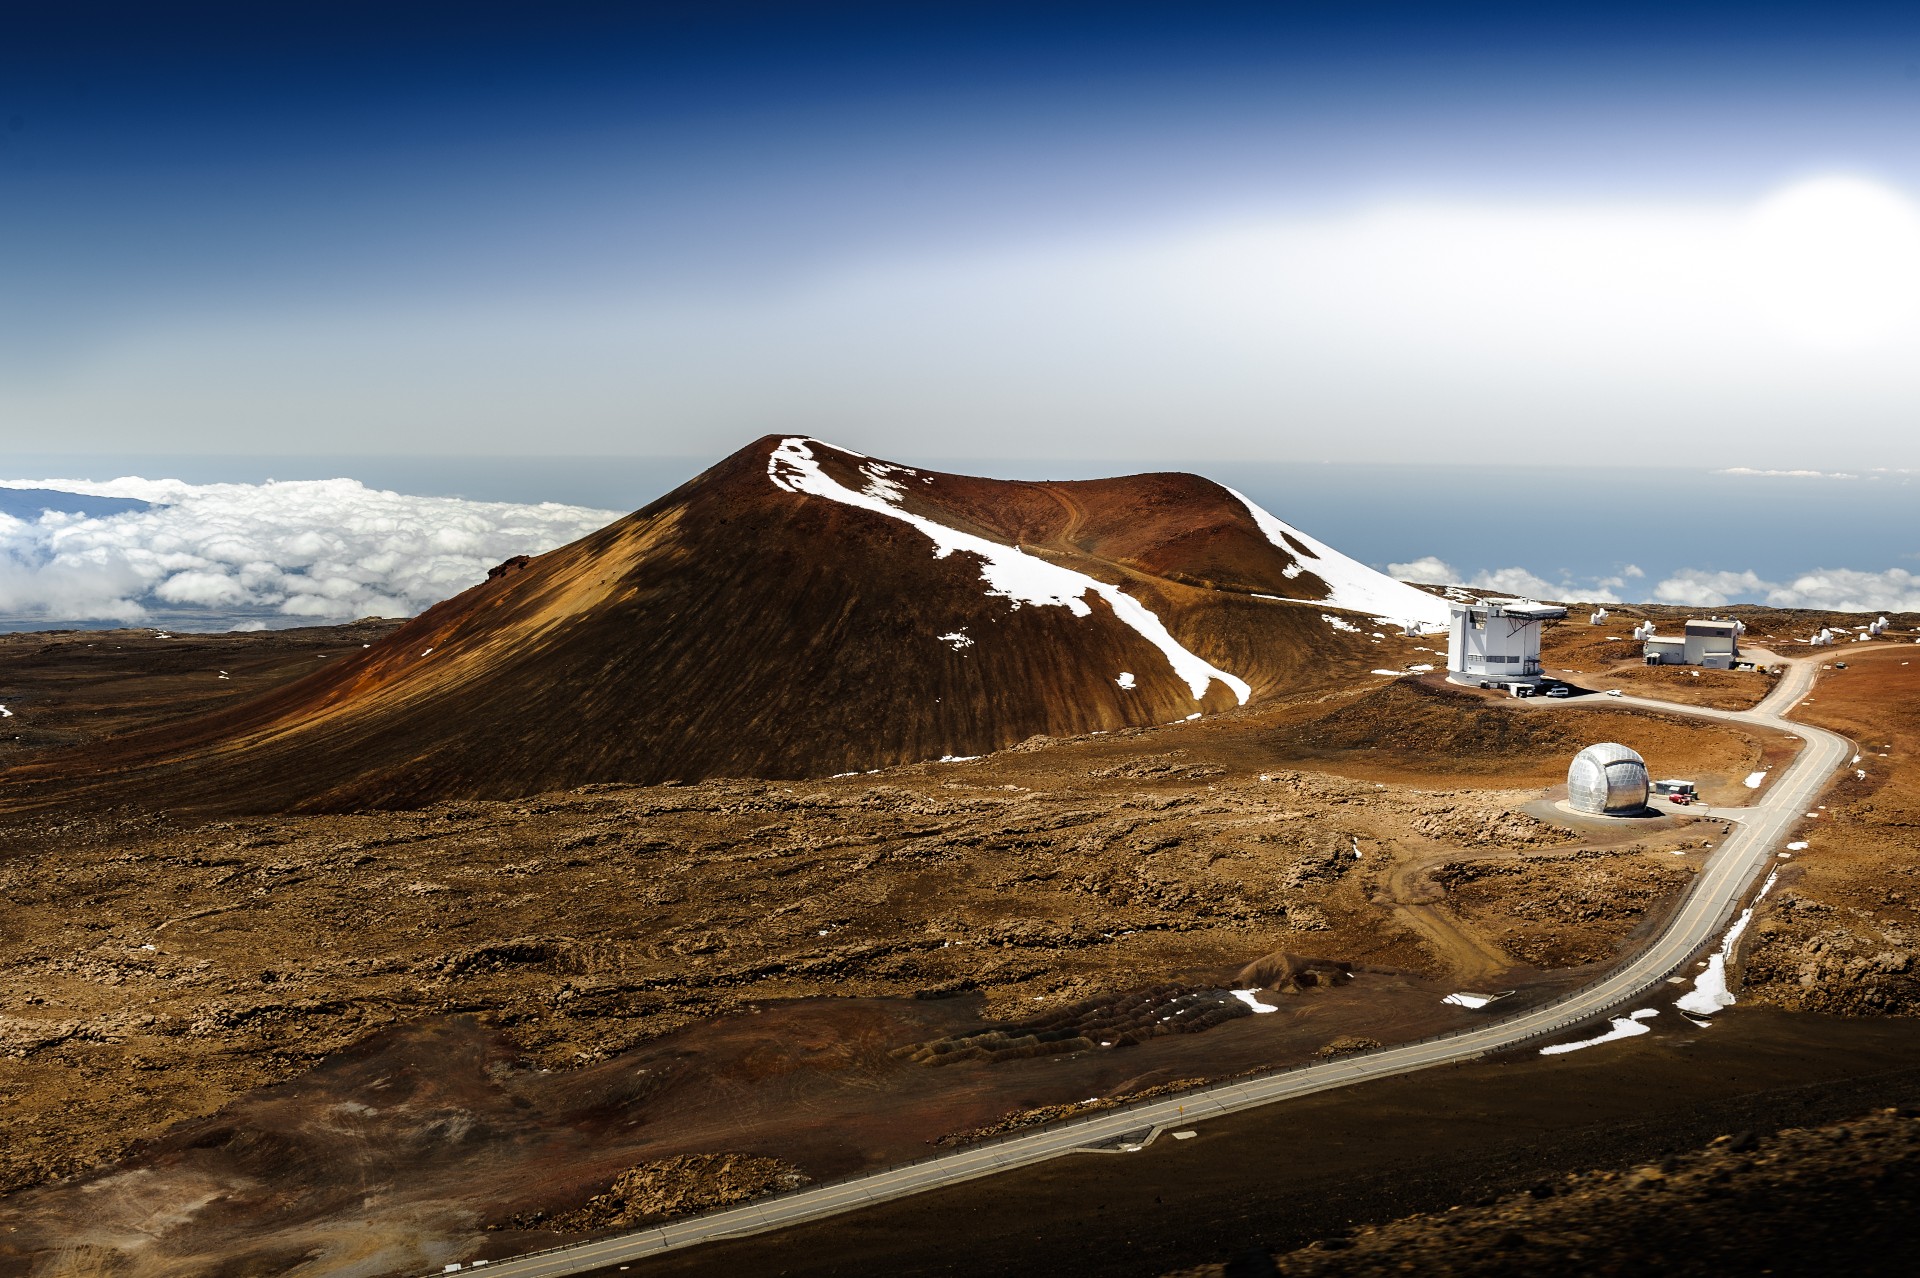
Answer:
[
  {"xmin": 1, "ymin": 439, "xmax": 1912, "ymax": 1277},
  {"xmin": 1742, "ymin": 645, "xmax": 1920, "ymax": 1018},
  {"xmin": 0, "ymin": 654, "xmax": 1764, "ymax": 1275},
  {"xmin": 1171, "ymin": 1105, "xmax": 1920, "ymax": 1278},
  {"xmin": 0, "ymin": 438, "xmax": 1442, "ymax": 814}
]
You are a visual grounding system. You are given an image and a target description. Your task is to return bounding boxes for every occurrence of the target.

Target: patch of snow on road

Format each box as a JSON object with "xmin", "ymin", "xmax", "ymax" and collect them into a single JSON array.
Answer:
[
  {"xmin": 1116, "ymin": 672, "xmax": 1136, "ymax": 690},
  {"xmin": 1407, "ymin": 663, "xmax": 1434, "ymax": 673},
  {"xmin": 1228, "ymin": 487, "xmax": 1451, "ymax": 632},
  {"xmin": 938, "ymin": 754, "xmax": 980, "ymax": 763},
  {"xmin": 1539, "ymin": 1009, "xmax": 1658, "ymax": 1055},
  {"xmin": 1370, "ymin": 669, "xmax": 1402, "ymax": 676},
  {"xmin": 1444, "ymin": 993, "xmax": 1492, "ymax": 1009},
  {"xmin": 770, "ymin": 438, "xmax": 1248, "ymax": 704},
  {"xmin": 1744, "ymin": 771, "xmax": 1768, "ymax": 788},
  {"xmin": 938, "ymin": 631, "xmax": 973, "ymax": 650},
  {"xmin": 1676, "ymin": 869, "xmax": 1781, "ymax": 1018},
  {"xmin": 1787, "ymin": 841, "xmax": 1809, "ymax": 850},
  {"xmin": 1230, "ymin": 989, "xmax": 1279, "ymax": 1014}
]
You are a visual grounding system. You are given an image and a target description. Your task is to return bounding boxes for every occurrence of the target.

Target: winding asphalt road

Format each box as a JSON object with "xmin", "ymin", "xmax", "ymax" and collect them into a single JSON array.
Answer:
[{"xmin": 452, "ymin": 653, "xmax": 1857, "ymax": 1278}]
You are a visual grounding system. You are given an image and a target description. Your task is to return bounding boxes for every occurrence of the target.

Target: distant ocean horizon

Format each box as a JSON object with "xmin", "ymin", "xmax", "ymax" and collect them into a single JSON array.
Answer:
[{"xmin": 2, "ymin": 451, "xmax": 1914, "ymax": 633}]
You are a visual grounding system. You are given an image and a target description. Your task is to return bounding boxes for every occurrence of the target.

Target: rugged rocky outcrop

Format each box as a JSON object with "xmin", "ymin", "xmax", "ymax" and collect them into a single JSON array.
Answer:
[{"xmin": 545, "ymin": 1154, "xmax": 809, "ymax": 1231}]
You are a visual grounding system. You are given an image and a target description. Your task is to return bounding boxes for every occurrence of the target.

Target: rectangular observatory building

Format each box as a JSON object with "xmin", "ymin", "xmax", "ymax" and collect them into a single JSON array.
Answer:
[
  {"xmin": 1447, "ymin": 598, "xmax": 1568, "ymax": 686},
  {"xmin": 1642, "ymin": 618, "xmax": 1741, "ymax": 669}
]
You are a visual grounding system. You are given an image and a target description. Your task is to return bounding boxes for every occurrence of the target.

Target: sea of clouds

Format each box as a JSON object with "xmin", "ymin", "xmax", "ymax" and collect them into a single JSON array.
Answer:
[
  {"xmin": 1, "ymin": 472, "xmax": 1913, "ymax": 632},
  {"xmin": 1389, "ymin": 556, "xmax": 1920, "ymax": 613},
  {"xmin": 0, "ymin": 477, "xmax": 619, "ymax": 630}
]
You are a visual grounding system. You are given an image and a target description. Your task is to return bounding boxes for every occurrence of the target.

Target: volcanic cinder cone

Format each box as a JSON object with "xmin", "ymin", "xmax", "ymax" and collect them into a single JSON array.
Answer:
[{"xmin": 1, "ymin": 437, "xmax": 1446, "ymax": 813}]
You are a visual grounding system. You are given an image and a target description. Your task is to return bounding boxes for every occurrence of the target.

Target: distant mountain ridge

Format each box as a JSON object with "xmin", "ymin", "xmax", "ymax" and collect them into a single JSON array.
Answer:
[
  {"xmin": 0, "ymin": 488, "xmax": 150, "ymax": 522},
  {"xmin": 2, "ymin": 437, "xmax": 1443, "ymax": 812}
]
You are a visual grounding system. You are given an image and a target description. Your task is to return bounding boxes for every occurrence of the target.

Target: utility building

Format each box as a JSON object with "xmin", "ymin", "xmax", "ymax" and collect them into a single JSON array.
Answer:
[
  {"xmin": 1446, "ymin": 598, "xmax": 1567, "ymax": 687},
  {"xmin": 1643, "ymin": 618, "xmax": 1741, "ymax": 669}
]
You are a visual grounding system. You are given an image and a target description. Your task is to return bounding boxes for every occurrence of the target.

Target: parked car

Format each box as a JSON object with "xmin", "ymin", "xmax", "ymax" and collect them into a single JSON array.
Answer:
[
  {"xmin": 1546, "ymin": 685, "xmax": 1572, "ymax": 698},
  {"xmin": 1606, "ymin": 688, "xmax": 1624, "ymax": 697},
  {"xmin": 1668, "ymin": 793, "xmax": 1693, "ymax": 805}
]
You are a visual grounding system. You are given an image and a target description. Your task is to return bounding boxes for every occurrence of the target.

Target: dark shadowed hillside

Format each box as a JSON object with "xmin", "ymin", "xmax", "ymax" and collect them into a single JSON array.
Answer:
[{"xmin": 0, "ymin": 437, "xmax": 1444, "ymax": 813}]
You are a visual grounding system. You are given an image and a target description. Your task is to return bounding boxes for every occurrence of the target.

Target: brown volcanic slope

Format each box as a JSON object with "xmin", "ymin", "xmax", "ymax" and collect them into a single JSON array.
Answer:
[{"xmin": 1, "ymin": 437, "xmax": 1402, "ymax": 813}]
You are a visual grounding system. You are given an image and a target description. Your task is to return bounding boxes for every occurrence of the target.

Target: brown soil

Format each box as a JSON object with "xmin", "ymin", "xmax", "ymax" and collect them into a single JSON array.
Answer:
[
  {"xmin": 0, "ymin": 620, "xmax": 405, "ymax": 766},
  {"xmin": 1537, "ymin": 605, "xmax": 1920, "ymax": 705},
  {"xmin": 1170, "ymin": 1106, "xmax": 1920, "ymax": 1277},
  {"xmin": 1433, "ymin": 844, "xmax": 1700, "ymax": 968},
  {"xmin": 0, "ymin": 559, "xmax": 1854, "ymax": 1278},
  {"xmin": 1260, "ymin": 676, "xmax": 1773, "ymax": 802},
  {"xmin": 0, "ymin": 438, "xmax": 1414, "ymax": 815},
  {"xmin": 1535, "ymin": 621, "xmax": 1779, "ymax": 710},
  {"xmin": 1741, "ymin": 645, "xmax": 1920, "ymax": 1016},
  {"xmin": 610, "ymin": 1007, "xmax": 1920, "ymax": 1278},
  {"xmin": 0, "ymin": 620, "xmax": 1763, "ymax": 1273}
]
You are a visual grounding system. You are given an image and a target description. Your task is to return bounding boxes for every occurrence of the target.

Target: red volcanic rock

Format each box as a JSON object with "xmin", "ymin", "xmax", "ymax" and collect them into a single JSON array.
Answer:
[{"xmin": 2, "ymin": 437, "xmax": 1408, "ymax": 812}]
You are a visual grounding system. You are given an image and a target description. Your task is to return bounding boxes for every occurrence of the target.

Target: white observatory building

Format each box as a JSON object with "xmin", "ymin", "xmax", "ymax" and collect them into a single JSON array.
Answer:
[
  {"xmin": 1568, "ymin": 743, "xmax": 1651, "ymax": 815},
  {"xmin": 1446, "ymin": 598, "xmax": 1568, "ymax": 687},
  {"xmin": 1642, "ymin": 618, "xmax": 1742, "ymax": 669}
]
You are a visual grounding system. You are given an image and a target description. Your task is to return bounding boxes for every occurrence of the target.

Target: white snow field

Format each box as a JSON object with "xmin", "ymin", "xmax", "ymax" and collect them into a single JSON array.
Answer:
[
  {"xmin": 1539, "ymin": 1008, "xmax": 1658, "ymax": 1055},
  {"xmin": 1676, "ymin": 869, "xmax": 1782, "ymax": 1018},
  {"xmin": 768, "ymin": 437, "xmax": 1251, "ymax": 704},
  {"xmin": 1229, "ymin": 487, "xmax": 1451, "ymax": 632}
]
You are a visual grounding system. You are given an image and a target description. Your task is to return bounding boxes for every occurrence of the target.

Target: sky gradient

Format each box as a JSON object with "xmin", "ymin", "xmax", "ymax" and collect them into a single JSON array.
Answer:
[{"xmin": 7, "ymin": 2, "xmax": 1920, "ymax": 467}]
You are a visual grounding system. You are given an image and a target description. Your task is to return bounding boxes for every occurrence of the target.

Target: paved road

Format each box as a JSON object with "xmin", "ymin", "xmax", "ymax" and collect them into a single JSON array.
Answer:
[{"xmin": 450, "ymin": 654, "xmax": 1856, "ymax": 1278}]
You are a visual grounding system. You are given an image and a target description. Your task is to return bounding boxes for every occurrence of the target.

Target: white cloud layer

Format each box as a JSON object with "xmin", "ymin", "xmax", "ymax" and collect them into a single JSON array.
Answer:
[
  {"xmin": 1650, "ymin": 569, "xmax": 1775, "ymax": 608},
  {"xmin": 1394, "ymin": 554, "xmax": 1920, "ymax": 613},
  {"xmin": 1388, "ymin": 557, "xmax": 1635, "ymax": 604},
  {"xmin": 0, "ymin": 478, "xmax": 618, "ymax": 627}
]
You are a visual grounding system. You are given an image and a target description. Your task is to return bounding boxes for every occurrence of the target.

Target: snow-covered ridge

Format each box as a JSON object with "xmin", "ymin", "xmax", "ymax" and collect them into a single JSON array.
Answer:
[
  {"xmin": 767, "ymin": 438, "xmax": 1250, "ymax": 704},
  {"xmin": 1227, "ymin": 487, "xmax": 1451, "ymax": 633}
]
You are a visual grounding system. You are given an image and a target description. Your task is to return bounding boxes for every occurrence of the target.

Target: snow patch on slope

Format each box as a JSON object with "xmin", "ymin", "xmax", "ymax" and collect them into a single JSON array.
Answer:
[
  {"xmin": 1227, "ymin": 487, "xmax": 1451, "ymax": 632},
  {"xmin": 768, "ymin": 439, "xmax": 1249, "ymax": 704},
  {"xmin": 1676, "ymin": 869, "xmax": 1781, "ymax": 1018},
  {"xmin": 1539, "ymin": 1009, "xmax": 1658, "ymax": 1056}
]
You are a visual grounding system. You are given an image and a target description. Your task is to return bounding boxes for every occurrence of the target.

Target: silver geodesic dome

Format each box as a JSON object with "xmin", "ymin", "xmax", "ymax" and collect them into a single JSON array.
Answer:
[{"xmin": 1567, "ymin": 743, "xmax": 1650, "ymax": 815}]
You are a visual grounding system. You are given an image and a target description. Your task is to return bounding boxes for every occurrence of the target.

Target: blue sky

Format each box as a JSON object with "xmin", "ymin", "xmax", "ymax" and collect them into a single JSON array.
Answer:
[{"xmin": 8, "ymin": 2, "xmax": 1920, "ymax": 466}]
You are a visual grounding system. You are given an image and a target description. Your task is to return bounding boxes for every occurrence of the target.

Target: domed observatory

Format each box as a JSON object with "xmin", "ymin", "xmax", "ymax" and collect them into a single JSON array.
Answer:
[{"xmin": 1567, "ymin": 743, "xmax": 1650, "ymax": 815}]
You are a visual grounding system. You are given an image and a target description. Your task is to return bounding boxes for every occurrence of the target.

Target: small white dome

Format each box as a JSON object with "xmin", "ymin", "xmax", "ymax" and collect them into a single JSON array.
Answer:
[{"xmin": 1568, "ymin": 742, "xmax": 1649, "ymax": 815}]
